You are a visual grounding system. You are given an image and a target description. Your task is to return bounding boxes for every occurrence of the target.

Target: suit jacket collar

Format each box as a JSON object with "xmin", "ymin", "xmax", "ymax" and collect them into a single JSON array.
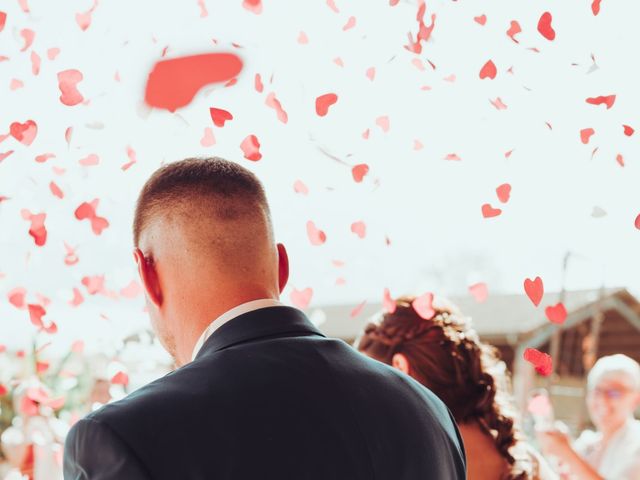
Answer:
[{"xmin": 194, "ymin": 306, "xmax": 325, "ymax": 360}]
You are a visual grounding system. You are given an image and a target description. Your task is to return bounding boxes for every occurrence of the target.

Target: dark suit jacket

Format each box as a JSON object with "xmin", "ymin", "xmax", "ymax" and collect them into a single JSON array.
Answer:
[{"xmin": 64, "ymin": 306, "xmax": 466, "ymax": 479}]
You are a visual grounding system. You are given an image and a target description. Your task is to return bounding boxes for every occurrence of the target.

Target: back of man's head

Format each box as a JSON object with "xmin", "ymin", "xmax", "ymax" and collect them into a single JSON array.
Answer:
[{"xmin": 132, "ymin": 157, "xmax": 286, "ymax": 364}]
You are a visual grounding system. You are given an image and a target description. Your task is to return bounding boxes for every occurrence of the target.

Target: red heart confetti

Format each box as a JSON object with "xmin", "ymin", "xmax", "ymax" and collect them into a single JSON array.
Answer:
[
  {"xmin": 293, "ymin": 180, "xmax": 309, "ymax": 195},
  {"xmin": 35, "ymin": 153, "xmax": 55, "ymax": 163},
  {"xmin": 412, "ymin": 292, "xmax": 435, "ymax": 320},
  {"xmin": 383, "ymin": 288, "xmax": 396, "ymax": 314},
  {"xmin": 537, "ymin": 12, "xmax": 555, "ymax": 41},
  {"xmin": 343, "ymin": 16, "xmax": 356, "ymax": 31},
  {"xmin": 635, "ymin": 214, "xmax": 640, "ymax": 230},
  {"xmin": 265, "ymin": 93, "xmax": 288, "ymax": 123},
  {"xmin": 350, "ymin": 300, "xmax": 367, "ymax": 318},
  {"xmin": 306, "ymin": 221, "xmax": 326, "ymax": 246},
  {"xmin": 507, "ymin": 20, "xmax": 521, "ymax": 43},
  {"xmin": 242, "ymin": 0, "xmax": 262, "ymax": 14},
  {"xmin": 200, "ymin": 127, "xmax": 216, "ymax": 147},
  {"xmin": 10, "ymin": 120, "xmax": 38, "ymax": 146},
  {"xmin": 490, "ymin": 97, "xmax": 508, "ymax": 110},
  {"xmin": 254, "ymin": 73, "xmax": 264, "ymax": 93},
  {"xmin": 82, "ymin": 275, "xmax": 106, "ymax": 295},
  {"xmin": 240, "ymin": 134, "xmax": 262, "ymax": 161},
  {"xmin": 580, "ymin": 128, "xmax": 595, "ymax": 144},
  {"xmin": 120, "ymin": 280, "xmax": 142, "ymax": 298},
  {"xmin": 79, "ymin": 153, "xmax": 99, "ymax": 166},
  {"xmin": 0, "ymin": 151, "xmax": 14, "ymax": 162},
  {"xmin": 145, "ymin": 53, "xmax": 243, "ymax": 112},
  {"xmin": 474, "ymin": 14, "xmax": 486, "ymax": 26},
  {"xmin": 0, "ymin": 12, "xmax": 6, "ymax": 32},
  {"xmin": 50, "ymin": 181, "xmax": 64, "ymax": 199},
  {"xmin": 445, "ymin": 153, "xmax": 461, "ymax": 161},
  {"xmin": 524, "ymin": 276, "xmax": 544, "ymax": 306},
  {"xmin": 197, "ymin": 0, "xmax": 208, "ymax": 17},
  {"xmin": 350, "ymin": 221, "xmax": 366, "ymax": 239},
  {"xmin": 69, "ymin": 288, "xmax": 84, "ymax": 307},
  {"xmin": 76, "ymin": 0, "xmax": 98, "ymax": 31},
  {"xmin": 545, "ymin": 303, "xmax": 567, "ymax": 324},
  {"xmin": 74, "ymin": 199, "xmax": 109, "ymax": 235},
  {"xmin": 376, "ymin": 116, "xmax": 390, "ymax": 133},
  {"xmin": 21, "ymin": 210, "xmax": 47, "ymax": 246},
  {"xmin": 57, "ymin": 69, "xmax": 85, "ymax": 106},
  {"xmin": 290, "ymin": 287, "xmax": 313, "ymax": 309},
  {"xmin": 316, "ymin": 93, "xmax": 338, "ymax": 117},
  {"xmin": 209, "ymin": 107, "xmax": 233, "ymax": 127},
  {"xmin": 481, "ymin": 204, "xmax": 502, "ymax": 218},
  {"xmin": 122, "ymin": 145, "xmax": 137, "ymax": 171},
  {"xmin": 351, "ymin": 164, "xmax": 369, "ymax": 183},
  {"xmin": 616, "ymin": 154, "xmax": 624, "ymax": 167},
  {"xmin": 297, "ymin": 31, "xmax": 309, "ymax": 44},
  {"xmin": 28, "ymin": 303, "xmax": 46, "ymax": 328},
  {"xmin": 479, "ymin": 60, "xmax": 497, "ymax": 80},
  {"xmin": 469, "ymin": 283, "xmax": 488, "ymax": 303},
  {"xmin": 64, "ymin": 243, "xmax": 79, "ymax": 266},
  {"xmin": 8, "ymin": 287, "xmax": 27, "ymax": 309},
  {"xmin": 47, "ymin": 47, "xmax": 60, "ymax": 60},
  {"xmin": 366, "ymin": 67, "xmax": 376, "ymax": 81},
  {"xmin": 111, "ymin": 371, "xmax": 129, "ymax": 385},
  {"xmin": 31, "ymin": 51, "xmax": 40, "ymax": 75},
  {"xmin": 591, "ymin": 0, "xmax": 602, "ymax": 15},
  {"xmin": 20, "ymin": 28, "xmax": 35, "ymax": 52},
  {"xmin": 524, "ymin": 348, "xmax": 553, "ymax": 376},
  {"xmin": 586, "ymin": 95, "xmax": 616, "ymax": 109},
  {"xmin": 496, "ymin": 183, "xmax": 511, "ymax": 203},
  {"xmin": 326, "ymin": 0, "xmax": 339, "ymax": 13},
  {"xmin": 623, "ymin": 125, "xmax": 634, "ymax": 136}
]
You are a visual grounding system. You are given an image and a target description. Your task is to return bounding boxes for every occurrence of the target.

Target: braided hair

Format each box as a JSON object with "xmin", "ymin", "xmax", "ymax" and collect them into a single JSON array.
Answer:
[{"xmin": 355, "ymin": 296, "xmax": 534, "ymax": 480}]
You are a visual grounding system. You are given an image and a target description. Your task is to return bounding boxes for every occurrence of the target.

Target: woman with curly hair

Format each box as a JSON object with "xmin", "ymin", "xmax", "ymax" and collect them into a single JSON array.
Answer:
[{"xmin": 355, "ymin": 295, "xmax": 555, "ymax": 480}]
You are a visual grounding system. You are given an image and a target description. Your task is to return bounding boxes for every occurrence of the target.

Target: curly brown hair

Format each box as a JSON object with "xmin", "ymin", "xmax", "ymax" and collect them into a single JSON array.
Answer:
[{"xmin": 355, "ymin": 296, "xmax": 534, "ymax": 480}]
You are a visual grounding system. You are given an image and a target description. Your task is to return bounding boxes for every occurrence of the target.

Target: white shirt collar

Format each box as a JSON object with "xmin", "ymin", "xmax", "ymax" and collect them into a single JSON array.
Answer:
[{"xmin": 191, "ymin": 298, "xmax": 284, "ymax": 361}]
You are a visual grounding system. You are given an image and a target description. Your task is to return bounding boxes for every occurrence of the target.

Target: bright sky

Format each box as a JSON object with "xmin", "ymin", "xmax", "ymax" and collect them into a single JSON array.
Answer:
[{"xmin": 1, "ymin": 0, "xmax": 639, "ymax": 353}]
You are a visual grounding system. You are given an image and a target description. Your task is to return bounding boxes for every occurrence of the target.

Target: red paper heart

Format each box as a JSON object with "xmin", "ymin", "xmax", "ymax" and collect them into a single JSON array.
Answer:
[
  {"xmin": 474, "ymin": 14, "xmax": 487, "ymax": 26},
  {"xmin": 111, "ymin": 371, "xmax": 129, "ymax": 385},
  {"xmin": 209, "ymin": 107, "xmax": 233, "ymax": 127},
  {"xmin": 10, "ymin": 120, "xmax": 38, "ymax": 146},
  {"xmin": 145, "ymin": 53, "xmax": 243, "ymax": 112},
  {"xmin": 506, "ymin": 20, "xmax": 521, "ymax": 43},
  {"xmin": 481, "ymin": 203, "xmax": 502, "ymax": 218},
  {"xmin": 586, "ymin": 95, "xmax": 616, "ymax": 109},
  {"xmin": 524, "ymin": 348, "xmax": 553, "ymax": 376},
  {"xmin": 635, "ymin": 214, "xmax": 640, "ymax": 230},
  {"xmin": 382, "ymin": 288, "xmax": 396, "ymax": 314},
  {"xmin": 316, "ymin": 93, "xmax": 338, "ymax": 117},
  {"xmin": 496, "ymin": 183, "xmax": 511, "ymax": 203},
  {"xmin": 524, "ymin": 276, "xmax": 544, "ymax": 306},
  {"xmin": 623, "ymin": 124, "xmax": 634, "ymax": 136},
  {"xmin": 28, "ymin": 304, "xmax": 46, "ymax": 328},
  {"xmin": 580, "ymin": 128, "xmax": 595, "ymax": 144},
  {"xmin": 469, "ymin": 283, "xmax": 488, "ymax": 303},
  {"xmin": 351, "ymin": 164, "xmax": 369, "ymax": 183},
  {"xmin": 537, "ymin": 12, "xmax": 555, "ymax": 41},
  {"xmin": 412, "ymin": 293, "xmax": 435, "ymax": 320},
  {"xmin": 479, "ymin": 60, "xmax": 497, "ymax": 80},
  {"xmin": 290, "ymin": 287, "xmax": 313, "ymax": 309},
  {"xmin": 240, "ymin": 134, "xmax": 262, "ymax": 161},
  {"xmin": 350, "ymin": 221, "xmax": 366, "ymax": 239},
  {"xmin": 57, "ymin": 69, "xmax": 84, "ymax": 106},
  {"xmin": 545, "ymin": 303, "xmax": 567, "ymax": 324},
  {"xmin": 306, "ymin": 221, "xmax": 326, "ymax": 246}
]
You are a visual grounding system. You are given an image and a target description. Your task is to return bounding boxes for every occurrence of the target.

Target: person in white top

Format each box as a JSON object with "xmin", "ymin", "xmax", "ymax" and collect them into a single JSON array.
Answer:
[{"xmin": 538, "ymin": 354, "xmax": 640, "ymax": 480}]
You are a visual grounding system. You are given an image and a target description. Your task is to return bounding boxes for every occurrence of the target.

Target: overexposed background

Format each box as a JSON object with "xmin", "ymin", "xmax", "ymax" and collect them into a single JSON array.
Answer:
[{"xmin": 1, "ymin": 0, "xmax": 639, "ymax": 356}]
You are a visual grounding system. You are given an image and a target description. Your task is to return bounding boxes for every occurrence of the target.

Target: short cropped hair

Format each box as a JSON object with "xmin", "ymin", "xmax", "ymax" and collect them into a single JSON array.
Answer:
[
  {"xmin": 587, "ymin": 354, "xmax": 640, "ymax": 391},
  {"xmin": 133, "ymin": 157, "xmax": 271, "ymax": 247}
]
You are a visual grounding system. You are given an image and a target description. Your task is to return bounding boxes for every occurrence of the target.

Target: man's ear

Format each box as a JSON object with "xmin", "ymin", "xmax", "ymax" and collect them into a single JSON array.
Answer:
[
  {"xmin": 133, "ymin": 248, "xmax": 163, "ymax": 307},
  {"xmin": 276, "ymin": 243, "xmax": 289, "ymax": 294},
  {"xmin": 392, "ymin": 353, "xmax": 411, "ymax": 375}
]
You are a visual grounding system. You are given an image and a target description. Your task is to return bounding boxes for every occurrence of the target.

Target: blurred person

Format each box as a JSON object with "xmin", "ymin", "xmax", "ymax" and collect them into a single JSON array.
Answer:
[
  {"xmin": 357, "ymin": 295, "xmax": 556, "ymax": 480},
  {"xmin": 538, "ymin": 354, "xmax": 640, "ymax": 479},
  {"xmin": 63, "ymin": 158, "xmax": 465, "ymax": 479}
]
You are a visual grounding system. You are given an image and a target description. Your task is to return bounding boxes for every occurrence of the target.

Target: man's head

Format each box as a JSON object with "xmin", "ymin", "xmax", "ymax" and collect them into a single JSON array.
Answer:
[
  {"xmin": 586, "ymin": 354, "xmax": 640, "ymax": 434},
  {"xmin": 132, "ymin": 157, "xmax": 289, "ymax": 366}
]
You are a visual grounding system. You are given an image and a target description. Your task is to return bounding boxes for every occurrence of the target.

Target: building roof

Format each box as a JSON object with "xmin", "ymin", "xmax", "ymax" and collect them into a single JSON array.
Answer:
[{"xmin": 310, "ymin": 288, "xmax": 640, "ymax": 344}]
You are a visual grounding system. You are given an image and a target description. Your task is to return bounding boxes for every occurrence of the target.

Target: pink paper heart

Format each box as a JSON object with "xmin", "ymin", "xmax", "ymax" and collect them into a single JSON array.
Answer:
[
  {"xmin": 524, "ymin": 276, "xmax": 544, "ymax": 306},
  {"xmin": 412, "ymin": 293, "xmax": 435, "ymax": 320},
  {"xmin": 290, "ymin": 287, "xmax": 313, "ymax": 309},
  {"xmin": 545, "ymin": 303, "xmax": 567, "ymax": 324},
  {"xmin": 306, "ymin": 221, "xmax": 326, "ymax": 246}
]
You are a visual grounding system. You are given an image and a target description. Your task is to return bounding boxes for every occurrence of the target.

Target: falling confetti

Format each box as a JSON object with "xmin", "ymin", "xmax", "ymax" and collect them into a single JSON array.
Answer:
[
  {"xmin": 496, "ymin": 183, "xmax": 511, "ymax": 203},
  {"xmin": 591, "ymin": 0, "xmax": 602, "ymax": 15},
  {"xmin": 469, "ymin": 283, "xmax": 488, "ymax": 303},
  {"xmin": 479, "ymin": 60, "xmax": 497, "ymax": 80},
  {"xmin": 382, "ymin": 288, "xmax": 396, "ymax": 313},
  {"xmin": 474, "ymin": 15, "xmax": 487, "ymax": 26},
  {"xmin": 351, "ymin": 164, "xmax": 369, "ymax": 183},
  {"xmin": 350, "ymin": 221, "xmax": 366, "ymax": 239},
  {"xmin": 524, "ymin": 348, "xmax": 553, "ymax": 376},
  {"xmin": 586, "ymin": 95, "xmax": 616, "ymax": 109},
  {"xmin": 524, "ymin": 276, "xmax": 544, "ymax": 306},
  {"xmin": 209, "ymin": 107, "xmax": 233, "ymax": 127},
  {"xmin": 545, "ymin": 303, "xmax": 567, "ymax": 324},
  {"xmin": 200, "ymin": 127, "xmax": 215, "ymax": 147},
  {"xmin": 290, "ymin": 288, "xmax": 313, "ymax": 309},
  {"xmin": 623, "ymin": 125, "xmax": 634, "ymax": 136},
  {"xmin": 21, "ymin": 210, "xmax": 47, "ymax": 246},
  {"xmin": 412, "ymin": 293, "xmax": 435, "ymax": 320},
  {"xmin": 265, "ymin": 93, "xmax": 288, "ymax": 123},
  {"xmin": 145, "ymin": 53, "xmax": 243, "ymax": 112},
  {"xmin": 10, "ymin": 120, "xmax": 37, "ymax": 146},
  {"xmin": 57, "ymin": 69, "xmax": 85, "ymax": 106},
  {"xmin": 306, "ymin": 221, "xmax": 326, "ymax": 246},
  {"xmin": 242, "ymin": 0, "xmax": 262, "ymax": 14},
  {"xmin": 537, "ymin": 12, "xmax": 555, "ymax": 41},
  {"xmin": 315, "ymin": 93, "xmax": 338, "ymax": 117},
  {"xmin": 376, "ymin": 116, "xmax": 390, "ymax": 132},
  {"xmin": 20, "ymin": 29, "xmax": 35, "ymax": 52},
  {"xmin": 506, "ymin": 20, "xmax": 521, "ymax": 43},
  {"xmin": 74, "ymin": 200, "xmax": 109, "ymax": 235},
  {"xmin": 293, "ymin": 180, "xmax": 309, "ymax": 195},
  {"xmin": 481, "ymin": 204, "xmax": 502, "ymax": 218},
  {"xmin": 580, "ymin": 128, "xmax": 595, "ymax": 144},
  {"xmin": 240, "ymin": 134, "xmax": 262, "ymax": 161}
]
